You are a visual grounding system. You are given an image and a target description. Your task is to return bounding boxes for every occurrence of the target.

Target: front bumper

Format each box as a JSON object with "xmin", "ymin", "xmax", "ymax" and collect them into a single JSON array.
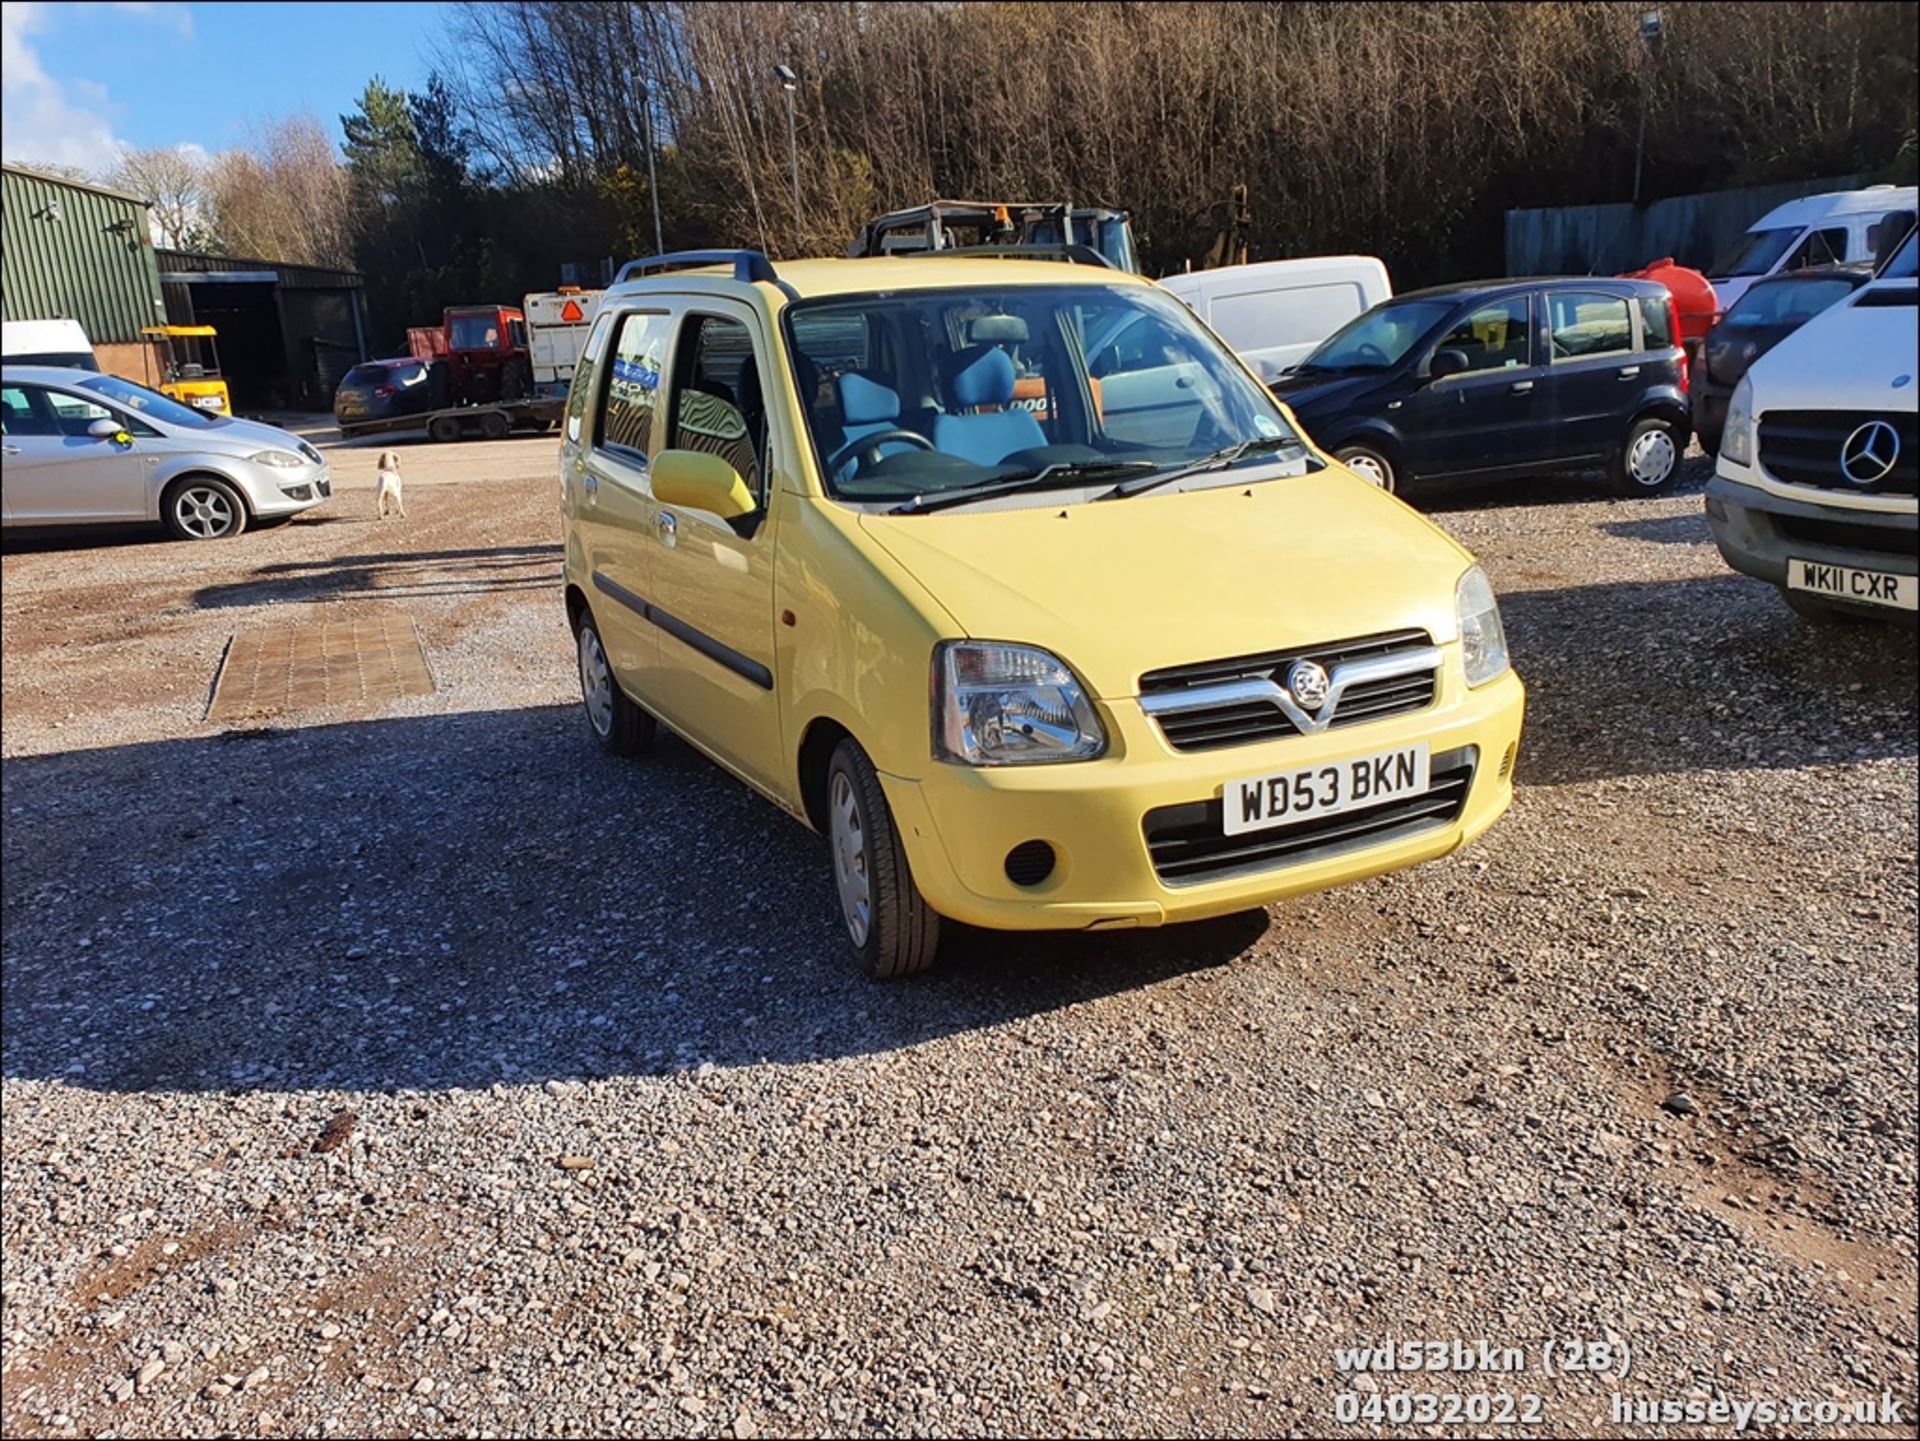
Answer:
[
  {"xmin": 236, "ymin": 461, "xmax": 333, "ymax": 517},
  {"xmin": 881, "ymin": 658, "xmax": 1525, "ymax": 931},
  {"xmin": 1705, "ymin": 467, "xmax": 1917, "ymax": 595}
]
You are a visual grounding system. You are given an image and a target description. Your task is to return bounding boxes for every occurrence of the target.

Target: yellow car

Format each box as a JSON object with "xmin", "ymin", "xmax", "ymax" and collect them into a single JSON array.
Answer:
[{"xmin": 560, "ymin": 250, "xmax": 1525, "ymax": 977}]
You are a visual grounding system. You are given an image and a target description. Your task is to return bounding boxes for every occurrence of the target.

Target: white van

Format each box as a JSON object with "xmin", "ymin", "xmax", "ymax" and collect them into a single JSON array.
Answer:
[
  {"xmin": 1158, "ymin": 256, "xmax": 1392, "ymax": 380},
  {"xmin": 1705, "ymin": 226, "xmax": 1916, "ymax": 624},
  {"xmin": 1708, "ymin": 185, "xmax": 1917, "ymax": 311},
  {"xmin": 523, "ymin": 288, "xmax": 606, "ymax": 400},
  {"xmin": 1, "ymin": 318, "xmax": 98, "ymax": 371}
]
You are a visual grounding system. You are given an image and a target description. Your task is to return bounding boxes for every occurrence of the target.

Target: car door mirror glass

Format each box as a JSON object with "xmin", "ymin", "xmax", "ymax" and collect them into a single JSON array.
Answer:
[
  {"xmin": 653, "ymin": 448, "xmax": 755, "ymax": 520},
  {"xmin": 1429, "ymin": 348, "xmax": 1471, "ymax": 380}
]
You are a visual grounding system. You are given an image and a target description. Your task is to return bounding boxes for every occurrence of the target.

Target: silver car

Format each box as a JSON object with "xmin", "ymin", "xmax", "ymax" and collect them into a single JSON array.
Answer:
[{"xmin": 2, "ymin": 365, "xmax": 332, "ymax": 540}]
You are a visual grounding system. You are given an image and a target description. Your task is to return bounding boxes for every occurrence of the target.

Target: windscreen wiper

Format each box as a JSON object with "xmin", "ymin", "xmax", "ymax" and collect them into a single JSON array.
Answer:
[
  {"xmin": 888, "ymin": 459, "xmax": 1158, "ymax": 515},
  {"xmin": 1097, "ymin": 435, "xmax": 1310, "ymax": 501}
]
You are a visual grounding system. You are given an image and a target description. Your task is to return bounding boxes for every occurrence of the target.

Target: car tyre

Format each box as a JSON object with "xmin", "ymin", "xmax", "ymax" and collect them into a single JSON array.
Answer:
[
  {"xmin": 428, "ymin": 414, "xmax": 463, "ymax": 443},
  {"xmin": 479, "ymin": 410, "xmax": 511, "ymax": 440},
  {"xmin": 1611, "ymin": 415, "xmax": 1683, "ymax": 495},
  {"xmin": 575, "ymin": 613, "xmax": 655, "ymax": 756},
  {"xmin": 161, "ymin": 475, "xmax": 249, "ymax": 541},
  {"xmin": 826, "ymin": 738, "xmax": 941, "ymax": 979},
  {"xmin": 1335, "ymin": 444, "xmax": 1397, "ymax": 493}
]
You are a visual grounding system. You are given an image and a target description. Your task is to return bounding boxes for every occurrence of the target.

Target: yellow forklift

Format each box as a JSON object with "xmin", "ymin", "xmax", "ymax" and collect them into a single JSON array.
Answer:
[{"xmin": 142, "ymin": 325, "xmax": 233, "ymax": 414}]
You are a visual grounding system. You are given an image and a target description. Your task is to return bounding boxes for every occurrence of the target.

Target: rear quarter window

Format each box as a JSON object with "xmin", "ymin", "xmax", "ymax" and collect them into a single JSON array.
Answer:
[{"xmin": 1637, "ymin": 296, "xmax": 1673, "ymax": 349}]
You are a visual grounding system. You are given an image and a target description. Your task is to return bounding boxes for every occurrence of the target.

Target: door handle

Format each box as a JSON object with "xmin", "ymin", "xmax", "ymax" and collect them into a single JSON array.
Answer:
[
  {"xmin": 656, "ymin": 511, "xmax": 677, "ymax": 546},
  {"xmin": 2, "ymin": 444, "xmax": 20, "ymax": 455},
  {"xmin": 1509, "ymin": 380, "xmax": 1533, "ymax": 394},
  {"xmin": 1616, "ymin": 365, "xmax": 1640, "ymax": 379}
]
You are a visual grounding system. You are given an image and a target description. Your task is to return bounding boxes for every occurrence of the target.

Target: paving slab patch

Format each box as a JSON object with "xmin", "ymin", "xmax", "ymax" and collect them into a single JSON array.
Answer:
[{"xmin": 206, "ymin": 613, "xmax": 434, "ymax": 723}]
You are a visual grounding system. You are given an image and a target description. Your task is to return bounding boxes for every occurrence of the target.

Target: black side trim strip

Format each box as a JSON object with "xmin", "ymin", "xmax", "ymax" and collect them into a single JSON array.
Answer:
[{"xmin": 590, "ymin": 570, "xmax": 774, "ymax": 691}]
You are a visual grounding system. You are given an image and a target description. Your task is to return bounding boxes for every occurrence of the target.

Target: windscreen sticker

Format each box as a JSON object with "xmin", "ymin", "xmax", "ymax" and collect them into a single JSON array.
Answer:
[{"xmin": 1254, "ymin": 415, "xmax": 1284, "ymax": 437}]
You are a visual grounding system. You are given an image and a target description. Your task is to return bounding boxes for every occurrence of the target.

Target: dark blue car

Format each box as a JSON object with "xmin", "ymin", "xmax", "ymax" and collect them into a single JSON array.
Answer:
[{"xmin": 1268, "ymin": 277, "xmax": 1690, "ymax": 496}]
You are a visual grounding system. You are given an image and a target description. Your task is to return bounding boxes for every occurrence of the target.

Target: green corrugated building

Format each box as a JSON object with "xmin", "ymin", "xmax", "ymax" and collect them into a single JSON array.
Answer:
[{"xmin": 3, "ymin": 163, "xmax": 167, "ymax": 370}]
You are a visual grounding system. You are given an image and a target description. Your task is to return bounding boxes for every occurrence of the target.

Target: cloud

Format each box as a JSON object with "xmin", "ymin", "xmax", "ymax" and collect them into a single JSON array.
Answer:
[{"xmin": 0, "ymin": 1, "xmax": 196, "ymax": 175}]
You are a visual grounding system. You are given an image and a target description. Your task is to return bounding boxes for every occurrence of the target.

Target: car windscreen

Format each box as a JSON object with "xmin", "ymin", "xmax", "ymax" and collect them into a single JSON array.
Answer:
[
  {"xmin": 4, "ymin": 351, "xmax": 99, "ymax": 371},
  {"xmin": 783, "ymin": 282, "xmax": 1299, "ymax": 505},
  {"xmin": 76, "ymin": 373, "xmax": 223, "ymax": 427},
  {"xmin": 448, "ymin": 315, "xmax": 501, "ymax": 349},
  {"xmin": 1295, "ymin": 299, "xmax": 1454, "ymax": 373},
  {"xmin": 1710, "ymin": 226, "xmax": 1802, "ymax": 278},
  {"xmin": 1880, "ymin": 229, "xmax": 1918, "ymax": 279},
  {"xmin": 1722, "ymin": 276, "xmax": 1859, "ymax": 327}
]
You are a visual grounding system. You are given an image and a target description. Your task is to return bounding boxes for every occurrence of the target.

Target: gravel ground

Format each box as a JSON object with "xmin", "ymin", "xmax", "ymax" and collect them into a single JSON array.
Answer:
[{"xmin": 2, "ymin": 438, "xmax": 1915, "ymax": 1438}]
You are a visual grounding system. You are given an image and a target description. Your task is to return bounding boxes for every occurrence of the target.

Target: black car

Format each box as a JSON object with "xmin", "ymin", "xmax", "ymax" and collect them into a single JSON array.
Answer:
[
  {"xmin": 1268, "ymin": 277, "xmax": 1691, "ymax": 496},
  {"xmin": 333, "ymin": 357, "xmax": 447, "ymax": 437},
  {"xmin": 1689, "ymin": 266, "xmax": 1871, "ymax": 454}
]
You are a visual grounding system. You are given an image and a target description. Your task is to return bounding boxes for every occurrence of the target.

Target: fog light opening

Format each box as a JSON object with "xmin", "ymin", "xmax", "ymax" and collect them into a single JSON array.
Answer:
[{"xmin": 1004, "ymin": 840, "xmax": 1056, "ymax": 887}]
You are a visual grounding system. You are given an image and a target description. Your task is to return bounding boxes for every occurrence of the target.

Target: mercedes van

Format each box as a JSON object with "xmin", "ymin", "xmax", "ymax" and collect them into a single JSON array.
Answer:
[{"xmin": 1708, "ymin": 185, "xmax": 1917, "ymax": 312}]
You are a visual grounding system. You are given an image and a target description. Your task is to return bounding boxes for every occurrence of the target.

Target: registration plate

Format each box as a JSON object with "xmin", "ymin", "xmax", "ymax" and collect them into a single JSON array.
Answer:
[
  {"xmin": 1787, "ymin": 559, "xmax": 1916, "ymax": 611},
  {"xmin": 1223, "ymin": 743, "xmax": 1430, "ymax": 836}
]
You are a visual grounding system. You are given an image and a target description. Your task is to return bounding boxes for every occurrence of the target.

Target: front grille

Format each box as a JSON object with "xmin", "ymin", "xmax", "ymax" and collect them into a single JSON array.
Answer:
[
  {"xmin": 298, "ymin": 441, "xmax": 324, "ymax": 466},
  {"xmin": 1758, "ymin": 410, "xmax": 1918, "ymax": 496},
  {"xmin": 1139, "ymin": 629, "xmax": 1437, "ymax": 752},
  {"xmin": 1773, "ymin": 512, "xmax": 1918, "ymax": 559},
  {"xmin": 1143, "ymin": 746, "xmax": 1476, "ymax": 887}
]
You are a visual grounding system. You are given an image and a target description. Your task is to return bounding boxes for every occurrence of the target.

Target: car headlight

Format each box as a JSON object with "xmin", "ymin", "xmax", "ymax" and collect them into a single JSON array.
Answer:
[
  {"xmin": 933, "ymin": 641, "xmax": 1106, "ymax": 765},
  {"xmin": 1721, "ymin": 375, "xmax": 1754, "ymax": 466},
  {"xmin": 1456, "ymin": 565, "xmax": 1510, "ymax": 688},
  {"xmin": 249, "ymin": 449, "xmax": 306, "ymax": 469}
]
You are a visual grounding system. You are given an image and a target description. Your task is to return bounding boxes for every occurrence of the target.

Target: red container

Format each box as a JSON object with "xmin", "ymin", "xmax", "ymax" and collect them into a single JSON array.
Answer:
[{"xmin": 1618, "ymin": 257, "xmax": 1719, "ymax": 359}]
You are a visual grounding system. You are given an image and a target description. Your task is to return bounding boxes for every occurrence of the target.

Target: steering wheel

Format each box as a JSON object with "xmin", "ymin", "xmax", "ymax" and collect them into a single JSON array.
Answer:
[
  {"xmin": 826, "ymin": 428, "xmax": 935, "ymax": 474},
  {"xmin": 1352, "ymin": 341, "xmax": 1390, "ymax": 366}
]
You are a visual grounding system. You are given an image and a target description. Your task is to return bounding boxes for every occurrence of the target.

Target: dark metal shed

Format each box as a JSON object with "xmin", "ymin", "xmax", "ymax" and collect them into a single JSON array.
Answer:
[{"xmin": 158, "ymin": 248, "xmax": 369, "ymax": 411}]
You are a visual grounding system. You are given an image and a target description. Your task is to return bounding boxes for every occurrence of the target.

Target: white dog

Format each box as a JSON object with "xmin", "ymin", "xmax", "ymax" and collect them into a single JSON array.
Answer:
[{"xmin": 374, "ymin": 450, "xmax": 406, "ymax": 519}]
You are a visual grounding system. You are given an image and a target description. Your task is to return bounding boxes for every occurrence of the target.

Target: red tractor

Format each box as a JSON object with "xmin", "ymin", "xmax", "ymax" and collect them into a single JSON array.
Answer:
[{"xmin": 408, "ymin": 305, "xmax": 533, "ymax": 405}]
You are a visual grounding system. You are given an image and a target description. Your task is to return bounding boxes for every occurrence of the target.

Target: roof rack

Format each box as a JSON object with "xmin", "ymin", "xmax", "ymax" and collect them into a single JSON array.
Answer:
[
  {"xmin": 921, "ymin": 243, "xmax": 1116, "ymax": 270},
  {"xmin": 612, "ymin": 249, "xmax": 798, "ymax": 298}
]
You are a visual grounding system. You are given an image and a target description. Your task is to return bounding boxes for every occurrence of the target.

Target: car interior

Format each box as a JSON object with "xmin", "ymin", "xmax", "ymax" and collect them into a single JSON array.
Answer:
[{"xmin": 786, "ymin": 289, "xmax": 1263, "ymax": 498}]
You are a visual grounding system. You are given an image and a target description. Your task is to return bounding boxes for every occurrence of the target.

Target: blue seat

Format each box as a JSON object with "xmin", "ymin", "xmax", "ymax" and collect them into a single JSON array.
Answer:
[
  {"xmin": 933, "ymin": 347, "xmax": 1045, "ymax": 466},
  {"xmin": 835, "ymin": 372, "xmax": 911, "ymax": 479}
]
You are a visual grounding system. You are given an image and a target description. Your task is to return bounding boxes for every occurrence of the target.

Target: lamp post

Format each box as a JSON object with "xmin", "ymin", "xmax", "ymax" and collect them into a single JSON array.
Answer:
[
  {"xmin": 774, "ymin": 64, "xmax": 800, "ymax": 239},
  {"xmin": 642, "ymin": 80, "xmax": 664, "ymax": 256},
  {"xmin": 1632, "ymin": 9, "xmax": 1664, "ymax": 206}
]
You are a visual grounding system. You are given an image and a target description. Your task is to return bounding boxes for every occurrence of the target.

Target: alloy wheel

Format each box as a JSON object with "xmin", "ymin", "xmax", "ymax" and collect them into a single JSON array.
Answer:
[{"xmin": 173, "ymin": 485, "xmax": 237, "ymax": 539}]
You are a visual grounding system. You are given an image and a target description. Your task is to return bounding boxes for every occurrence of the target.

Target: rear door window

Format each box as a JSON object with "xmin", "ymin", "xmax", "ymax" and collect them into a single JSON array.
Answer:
[
  {"xmin": 1548, "ymin": 292, "xmax": 1634, "ymax": 360},
  {"xmin": 595, "ymin": 311, "xmax": 672, "ymax": 462},
  {"xmin": 1, "ymin": 385, "xmax": 59, "ymax": 437}
]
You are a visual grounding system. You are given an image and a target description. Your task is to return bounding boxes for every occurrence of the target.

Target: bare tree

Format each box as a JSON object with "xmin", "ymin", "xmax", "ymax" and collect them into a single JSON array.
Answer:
[
  {"xmin": 205, "ymin": 114, "xmax": 355, "ymax": 266},
  {"xmin": 108, "ymin": 147, "xmax": 211, "ymax": 249}
]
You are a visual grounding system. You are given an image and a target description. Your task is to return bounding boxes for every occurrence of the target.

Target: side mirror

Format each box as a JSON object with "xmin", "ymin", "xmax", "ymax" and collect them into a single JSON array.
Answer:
[
  {"xmin": 1428, "ymin": 348, "xmax": 1471, "ymax": 381},
  {"xmin": 652, "ymin": 448, "xmax": 755, "ymax": 520},
  {"xmin": 87, "ymin": 417, "xmax": 129, "ymax": 442}
]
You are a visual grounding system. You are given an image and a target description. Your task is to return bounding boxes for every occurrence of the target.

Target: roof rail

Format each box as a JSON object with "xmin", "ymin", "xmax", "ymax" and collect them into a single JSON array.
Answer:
[
  {"xmin": 922, "ymin": 243, "xmax": 1116, "ymax": 270},
  {"xmin": 612, "ymin": 249, "xmax": 798, "ymax": 298}
]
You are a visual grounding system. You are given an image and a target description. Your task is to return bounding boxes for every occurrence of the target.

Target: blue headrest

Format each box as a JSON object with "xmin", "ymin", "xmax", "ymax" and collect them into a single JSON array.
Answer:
[
  {"xmin": 946, "ymin": 346, "xmax": 1016, "ymax": 409},
  {"xmin": 838, "ymin": 372, "xmax": 899, "ymax": 425}
]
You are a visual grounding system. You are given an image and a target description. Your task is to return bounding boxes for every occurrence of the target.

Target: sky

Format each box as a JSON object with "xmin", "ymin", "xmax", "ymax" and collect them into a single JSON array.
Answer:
[{"xmin": 1, "ymin": 1, "xmax": 453, "ymax": 176}]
